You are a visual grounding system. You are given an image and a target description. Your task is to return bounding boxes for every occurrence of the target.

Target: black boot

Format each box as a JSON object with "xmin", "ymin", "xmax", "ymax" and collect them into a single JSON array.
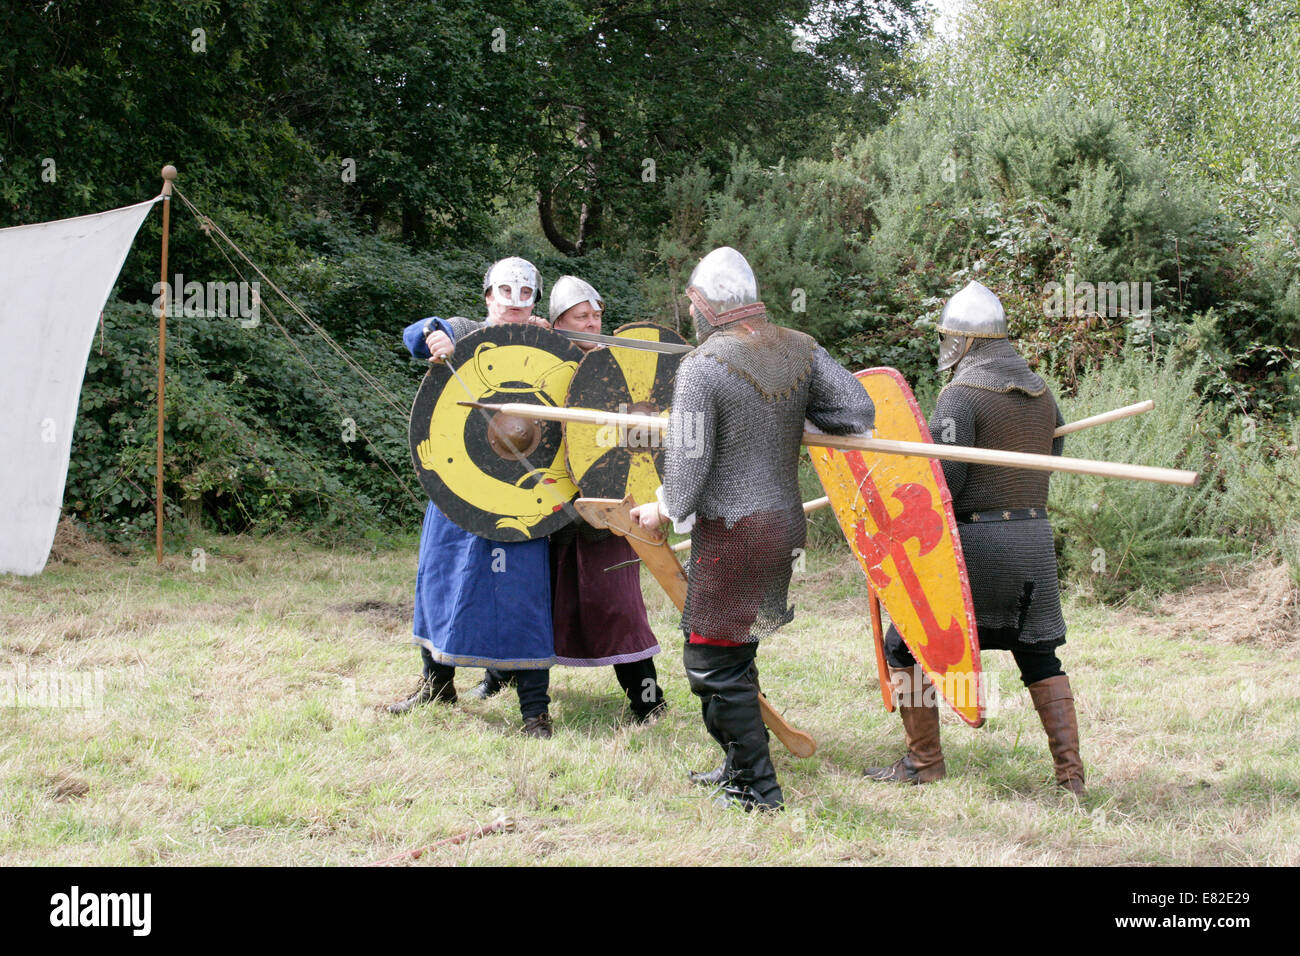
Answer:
[
  {"xmin": 615, "ymin": 659, "xmax": 666, "ymax": 724},
  {"xmin": 713, "ymin": 708, "xmax": 783, "ymax": 812},
  {"xmin": 684, "ymin": 643, "xmax": 784, "ymax": 811},
  {"xmin": 467, "ymin": 668, "xmax": 513, "ymax": 701},
  {"xmin": 689, "ymin": 765, "xmax": 728, "ymax": 786},
  {"xmin": 687, "ymin": 678, "xmax": 731, "ymax": 785}
]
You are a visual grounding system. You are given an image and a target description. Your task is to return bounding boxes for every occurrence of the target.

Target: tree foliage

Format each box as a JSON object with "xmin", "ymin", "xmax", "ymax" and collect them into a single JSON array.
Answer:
[
  {"xmin": 649, "ymin": 96, "xmax": 1262, "ymax": 405},
  {"xmin": 919, "ymin": 0, "xmax": 1300, "ymax": 374},
  {"xmin": 1, "ymin": 0, "xmax": 923, "ymax": 261},
  {"xmin": 520, "ymin": 0, "xmax": 924, "ymax": 254}
]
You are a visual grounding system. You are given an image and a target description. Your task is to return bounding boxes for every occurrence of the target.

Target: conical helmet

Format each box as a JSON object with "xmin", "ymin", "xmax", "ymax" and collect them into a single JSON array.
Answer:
[
  {"xmin": 936, "ymin": 280, "xmax": 1007, "ymax": 371},
  {"xmin": 548, "ymin": 275, "xmax": 603, "ymax": 322},
  {"xmin": 685, "ymin": 247, "xmax": 766, "ymax": 331}
]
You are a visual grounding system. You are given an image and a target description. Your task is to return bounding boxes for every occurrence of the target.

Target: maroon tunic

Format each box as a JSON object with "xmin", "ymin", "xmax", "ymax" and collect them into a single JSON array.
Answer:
[{"xmin": 550, "ymin": 525, "xmax": 660, "ymax": 666}]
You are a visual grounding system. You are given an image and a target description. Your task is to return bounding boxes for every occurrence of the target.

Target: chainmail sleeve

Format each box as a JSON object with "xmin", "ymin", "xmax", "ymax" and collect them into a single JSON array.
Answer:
[
  {"xmin": 805, "ymin": 347, "xmax": 876, "ymax": 434},
  {"xmin": 444, "ymin": 316, "xmax": 484, "ymax": 340},
  {"xmin": 929, "ymin": 385, "xmax": 976, "ymax": 499},
  {"xmin": 662, "ymin": 355, "xmax": 717, "ymax": 522}
]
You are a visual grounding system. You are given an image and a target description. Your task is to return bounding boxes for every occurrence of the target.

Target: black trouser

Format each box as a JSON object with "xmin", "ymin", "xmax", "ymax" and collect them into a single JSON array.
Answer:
[
  {"xmin": 883, "ymin": 624, "xmax": 1064, "ymax": 688},
  {"xmin": 487, "ymin": 658, "xmax": 663, "ymax": 717},
  {"xmin": 422, "ymin": 648, "xmax": 551, "ymax": 719},
  {"xmin": 614, "ymin": 658, "xmax": 664, "ymax": 717},
  {"xmin": 421, "ymin": 646, "xmax": 454, "ymax": 682},
  {"xmin": 682, "ymin": 641, "xmax": 783, "ymax": 807}
]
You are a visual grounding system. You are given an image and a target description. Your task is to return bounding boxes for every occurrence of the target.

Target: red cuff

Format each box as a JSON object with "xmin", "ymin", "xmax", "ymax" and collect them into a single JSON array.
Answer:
[{"xmin": 688, "ymin": 631, "xmax": 746, "ymax": 647}]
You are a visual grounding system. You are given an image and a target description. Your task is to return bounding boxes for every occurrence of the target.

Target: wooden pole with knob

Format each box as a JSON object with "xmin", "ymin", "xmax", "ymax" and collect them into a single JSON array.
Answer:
[{"xmin": 155, "ymin": 165, "xmax": 177, "ymax": 565}]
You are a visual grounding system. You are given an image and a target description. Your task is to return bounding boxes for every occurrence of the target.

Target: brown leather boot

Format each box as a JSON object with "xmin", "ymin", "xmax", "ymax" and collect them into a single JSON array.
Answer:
[
  {"xmin": 521, "ymin": 712, "xmax": 553, "ymax": 739},
  {"xmin": 1028, "ymin": 675, "xmax": 1085, "ymax": 796},
  {"xmin": 864, "ymin": 666, "xmax": 945, "ymax": 784},
  {"xmin": 386, "ymin": 674, "xmax": 456, "ymax": 715}
]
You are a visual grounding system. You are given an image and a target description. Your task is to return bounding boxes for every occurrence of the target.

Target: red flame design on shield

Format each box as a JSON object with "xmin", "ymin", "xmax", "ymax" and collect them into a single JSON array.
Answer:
[{"xmin": 845, "ymin": 454, "xmax": 965, "ymax": 670}]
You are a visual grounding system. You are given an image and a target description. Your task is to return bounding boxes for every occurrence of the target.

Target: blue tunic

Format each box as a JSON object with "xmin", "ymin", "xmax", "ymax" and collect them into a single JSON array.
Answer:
[{"xmin": 404, "ymin": 316, "xmax": 555, "ymax": 669}]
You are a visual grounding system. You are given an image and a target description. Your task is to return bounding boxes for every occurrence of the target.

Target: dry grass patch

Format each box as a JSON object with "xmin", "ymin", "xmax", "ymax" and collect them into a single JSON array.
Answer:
[
  {"xmin": 1, "ymin": 535, "xmax": 1298, "ymax": 866},
  {"xmin": 1139, "ymin": 560, "xmax": 1299, "ymax": 647}
]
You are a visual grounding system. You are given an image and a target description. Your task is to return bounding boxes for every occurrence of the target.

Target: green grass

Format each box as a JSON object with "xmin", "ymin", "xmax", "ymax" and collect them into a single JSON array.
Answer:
[{"xmin": 1, "ymin": 536, "xmax": 1297, "ymax": 866}]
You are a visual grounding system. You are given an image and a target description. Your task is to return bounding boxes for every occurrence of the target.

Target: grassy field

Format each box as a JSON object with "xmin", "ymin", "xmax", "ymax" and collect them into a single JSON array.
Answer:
[{"xmin": 2, "ymin": 533, "xmax": 1297, "ymax": 866}]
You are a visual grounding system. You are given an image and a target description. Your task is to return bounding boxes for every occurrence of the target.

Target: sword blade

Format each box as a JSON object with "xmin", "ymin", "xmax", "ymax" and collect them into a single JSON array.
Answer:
[
  {"xmin": 603, "ymin": 557, "xmax": 643, "ymax": 572},
  {"xmin": 556, "ymin": 329, "xmax": 694, "ymax": 354},
  {"xmin": 437, "ymin": 355, "xmax": 477, "ymax": 400}
]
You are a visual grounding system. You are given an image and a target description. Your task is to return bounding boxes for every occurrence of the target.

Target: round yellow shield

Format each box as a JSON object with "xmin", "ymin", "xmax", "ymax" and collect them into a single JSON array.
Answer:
[
  {"xmin": 563, "ymin": 322, "xmax": 686, "ymax": 507},
  {"xmin": 409, "ymin": 323, "xmax": 582, "ymax": 541}
]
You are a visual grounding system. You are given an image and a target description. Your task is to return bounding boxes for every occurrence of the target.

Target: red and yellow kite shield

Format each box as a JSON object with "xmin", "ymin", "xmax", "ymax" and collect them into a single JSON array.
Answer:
[{"xmin": 810, "ymin": 368, "xmax": 983, "ymax": 727}]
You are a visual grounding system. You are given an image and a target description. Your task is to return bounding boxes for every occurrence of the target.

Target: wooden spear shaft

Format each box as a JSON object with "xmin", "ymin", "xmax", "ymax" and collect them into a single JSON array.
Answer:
[
  {"xmin": 669, "ymin": 399, "xmax": 1153, "ymax": 552},
  {"xmin": 155, "ymin": 165, "xmax": 177, "ymax": 565},
  {"xmin": 465, "ymin": 402, "xmax": 1199, "ymax": 487},
  {"xmin": 1054, "ymin": 399, "xmax": 1153, "ymax": 437}
]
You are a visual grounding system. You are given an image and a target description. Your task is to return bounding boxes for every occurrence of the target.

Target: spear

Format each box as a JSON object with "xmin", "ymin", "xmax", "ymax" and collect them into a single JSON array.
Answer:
[
  {"xmin": 1053, "ymin": 399, "xmax": 1153, "ymax": 437},
  {"xmin": 574, "ymin": 396, "xmax": 1163, "ymax": 719},
  {"xmin": 460, "ymin": 401, "xmax": 1198, "ymax": 487},
  {"xmin": 666, "ymin": 397, "xmax": 1159, "ymax": 551}
]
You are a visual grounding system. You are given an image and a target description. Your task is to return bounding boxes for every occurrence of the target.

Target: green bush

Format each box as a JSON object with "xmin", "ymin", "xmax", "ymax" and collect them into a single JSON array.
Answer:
[
  {"xmin": 921, "ymin": 0, "xmax": 1300, "ymax": 413},
  {"xmin": 68, "ymin": 220, "xmax": 660, "ymax": 546},
  {"xmin": 648, "ymin": 95, "xmax": 1251, "ymax": 409},
  {"xmin": 1216, "ymin": 417, "xmax": 1300, "ymax": 569},
  {"xmin": 287, "ymin": 216, "xmax": 653, "ymax": 335},
  {"xmin": 1282, "ymin": 525, "xmax": 1300, "ymax": 589},
  {"xmin": 927, "ymin": 0, "xmax": 1300, "ymax": 233},
  {"xmin": 1048, "ymin": 351, "xmax": 1232, "ymax": 599},
  {"xmin": 69, "ymin": 300, "xmax": 423, "ymax": 543}
]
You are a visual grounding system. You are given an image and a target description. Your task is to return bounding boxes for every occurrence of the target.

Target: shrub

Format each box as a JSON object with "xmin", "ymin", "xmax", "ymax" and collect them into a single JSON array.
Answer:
[
  {"xmin": 1048, "ymin": 351, "xmax": 1231, "ymax": 600},
  {"xmin": 648, "ymin": 95, "xmax": 1251, "ymax": 408},
  {"xmin": 69, "ymin": 300, "xmax": 422, "ymax": 543}
]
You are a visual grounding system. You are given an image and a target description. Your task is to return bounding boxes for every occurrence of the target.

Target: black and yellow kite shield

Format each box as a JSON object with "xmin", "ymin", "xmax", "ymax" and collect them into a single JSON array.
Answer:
[
  {"xmin": 563, "ymin": 322, "xmax": 687, "ymax": 507},
  {"xmin": 409, "ymin": 323, "xmax": 583, "ymax": 541}
]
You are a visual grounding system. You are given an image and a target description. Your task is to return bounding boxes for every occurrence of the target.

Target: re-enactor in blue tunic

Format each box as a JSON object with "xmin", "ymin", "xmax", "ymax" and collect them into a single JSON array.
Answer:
[
  {"xmin": 386, "ymin": 258, "xmax": 557, "ymax": 737},
  {"xmin": 410, "ymin": 486, "xmax": 553, "ymax": 671}
]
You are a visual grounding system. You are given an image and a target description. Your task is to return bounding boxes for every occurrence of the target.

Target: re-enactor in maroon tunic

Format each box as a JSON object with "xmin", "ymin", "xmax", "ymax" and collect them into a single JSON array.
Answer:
[
  {"xmin": 549, "ymin": 519, "xmax": 665, "ymax": 720},
  {"xmin": 474, "ymin": 275, "xmax": 667, "ymax": 722}
]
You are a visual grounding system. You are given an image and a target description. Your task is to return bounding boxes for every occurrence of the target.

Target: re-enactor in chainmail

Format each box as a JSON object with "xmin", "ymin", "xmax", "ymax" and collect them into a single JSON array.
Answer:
[
  {"xmin": 865, "ymin": 280, "xmax": 1085, "ymax": 794},
  {"xmin": 632, "ymin": 247, "xmax": 876, "ymax": 811}
]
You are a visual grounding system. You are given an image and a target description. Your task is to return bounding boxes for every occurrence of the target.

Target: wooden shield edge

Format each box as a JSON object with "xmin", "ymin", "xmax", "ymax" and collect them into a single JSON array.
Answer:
[{"xmin": 820, "ymin": 366, "xmax": 984, "ymax": 727}]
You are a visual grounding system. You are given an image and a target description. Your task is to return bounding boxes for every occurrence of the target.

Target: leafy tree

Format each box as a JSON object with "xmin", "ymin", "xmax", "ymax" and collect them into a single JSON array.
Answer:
[
  {"xmin": 517, "ymin": 0, "xmax": 925, "ymax": 255},
  {"xmin": 649, "ymin": 91, "xmax": 1291, "ymax": 419}
]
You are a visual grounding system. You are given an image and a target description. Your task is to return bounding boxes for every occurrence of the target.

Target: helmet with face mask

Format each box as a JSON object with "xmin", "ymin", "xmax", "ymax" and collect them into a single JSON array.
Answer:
[
  {"xmin": 685, "ymin": 247, "xmax": 766, "ymax": 342},
  {"xmin": 936, "ymin": 280, "xmax": 1008, "ymax": 372},
  {"xmin": 548, "ymin": 275, "xmax": 603, "ymax": 323},
  {"xmin": 483, "ymin": 257, "xmax": 541, "ymax": 309}
]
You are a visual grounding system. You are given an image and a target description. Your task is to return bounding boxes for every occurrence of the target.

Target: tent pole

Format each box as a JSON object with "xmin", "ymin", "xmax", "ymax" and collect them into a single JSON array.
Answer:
[{"xmin": 156, "ymin": 165, "xmax": 177, "ymax": 565}]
